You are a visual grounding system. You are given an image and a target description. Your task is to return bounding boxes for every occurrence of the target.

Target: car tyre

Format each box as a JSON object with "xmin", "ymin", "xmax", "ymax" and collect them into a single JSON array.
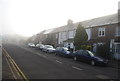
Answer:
[{"xmin": 91, "ymin": 60, "xmax": 95, "ymax": 66}]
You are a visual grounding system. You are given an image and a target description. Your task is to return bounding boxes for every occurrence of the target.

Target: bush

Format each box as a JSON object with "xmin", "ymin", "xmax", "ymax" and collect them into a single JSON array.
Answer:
[
  {"xmin": 96, "ymin": 44, "xmax": 110, "ymax": 59},
  {"xmin": 75, "ymin": 45, "xmax": 92, "ymax": 51},
  {"xmin": 86, "ymin": 45, "xmax": 92, "ymax": 51},
  {"xmin": 74, "ymin": 23, "xmax": 88, "ymax": 50}
]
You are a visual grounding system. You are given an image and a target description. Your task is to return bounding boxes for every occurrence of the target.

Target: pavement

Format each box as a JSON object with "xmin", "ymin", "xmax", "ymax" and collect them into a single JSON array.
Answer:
[
  {"xmin": 108, "ymin": 60, "xmax": 120, "ymax": 69},
  {"xmin": 2, "ymin": 43, "xmax": 120, "ymax": 80}
]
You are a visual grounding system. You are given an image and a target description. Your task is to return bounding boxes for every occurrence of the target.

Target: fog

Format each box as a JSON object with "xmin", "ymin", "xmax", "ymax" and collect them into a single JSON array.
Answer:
[
  {"xmin": 0, "ymin": 0, "xmax": 119, "ymax": 37},
  {"xmin": 2, "ymin": 34, "xmax": 29, "ymax": 45}
]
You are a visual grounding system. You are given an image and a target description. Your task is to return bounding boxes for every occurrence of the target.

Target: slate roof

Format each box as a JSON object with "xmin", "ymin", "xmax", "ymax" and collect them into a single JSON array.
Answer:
[
  {"xmin": 43, "ymin": 29, "xmax": 55, "ymax": 34},
  {"xmin": 52, "ymin": 24, "xmax": 77, "ymax": 33},
  {"xmin": 80, "ymin": 13, "xmax": 118, "ymax": 28},
  {"xmin": 42, "ymin": 13, "xmax": 118, "ymax": 34}
]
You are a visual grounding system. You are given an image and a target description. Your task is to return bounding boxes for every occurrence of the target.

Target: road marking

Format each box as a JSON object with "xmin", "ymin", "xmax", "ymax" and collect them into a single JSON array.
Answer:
[
  {"xmin": 56, "ymin": 60, "xmax": 63, "ymax": 64},
  {"xmin": 4, "ymin": 53, "xmax": 17, "ymax": 80},
  {"xmin": 21, "ymin": 47, "xmax": 47, "ymax": 58},
  {"xmin": 96, "ymin": 74, "xmax": 110, "ymax": 79},
  {"xmin": 3, "ymin": 49, "xmax": 22, "ymax": 79},
  {"xmin": 3, "ymin": 48, "xmax": 29, "ymax": 81},
  {"xmin": 36, "ymin": 53, "xmax": 47, "ymax": 58},
  {"xmin": 72, "ymin": 66, "xmax": 83, "ymax": 71}
]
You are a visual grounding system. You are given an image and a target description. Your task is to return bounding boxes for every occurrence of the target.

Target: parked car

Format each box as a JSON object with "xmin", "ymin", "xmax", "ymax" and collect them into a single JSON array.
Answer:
[
  {"xmin": 39, "ymin": 44, "xmax": 45, "ymax": 50},
  {"xmin": 73, "ymin": 50, "xmax": 108, "ymax": 66},
  {"xmin": 42, "ymin": 45, "xmax": 55, "ymax": 53},
  {"xmin": 28, "ymin": 43, "xmax": 35, "ymax": 48},
  {"xmin": 46, "ymin": 47, "xmax": 56, "ymax": 53},
  {"xmin": 55, "ymin": 47, "xmax": 73, "ymax": 57},
  {"xmin": 36, "ymin": 44, "xmax": 43, "ymax": 48}
]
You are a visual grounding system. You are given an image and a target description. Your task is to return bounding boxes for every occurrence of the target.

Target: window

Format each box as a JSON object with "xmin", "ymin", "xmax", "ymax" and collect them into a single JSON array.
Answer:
[
  {"xmin": 62, "ymin": 32, "xmax": 67, "ymax": 39},
  {"xmin": 97, "ymin": 42, "xmax": 104, "ymax": 46},
  {"xmin": 56, "ymin": 47, "xmax": 60, "ymax": 50},
  {"xmin": 68, "ymin": 30, "xmax": 74, "ymax": 39},
  {"xmin": 56, "ymin": 34, "xmax": 58, "ymax": 38},
  {"xmin": 98, "ymin": 28, "xmax": 105, "ymax": 37},
  {"xmin": 116, "ymin": 27, "xmax": 120, "ymax": 36},
  {"xmin": 60, "ymin": 33, "xmax": 62, "ymax": 39},
  {"xmin": 46, "ymin": 35, "xmax": 48, "ymax": 38},
  {"xmin": 83, "ymin": 51, "xmax": 90, "ymax": 56},
  {"xmin": 76, "ymin": 50, "xmax": 83, "ymax": 55},
  {"xmin": 114, "ymin": 43, "xmax": 120, "ymax": 54},
  {"xmin": 87, "ymin": 51, "xmax": 94, "ymax": 56}
]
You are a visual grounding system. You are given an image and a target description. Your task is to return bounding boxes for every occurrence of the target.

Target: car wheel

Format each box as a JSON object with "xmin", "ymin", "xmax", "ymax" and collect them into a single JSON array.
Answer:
[
  {"xmin": 74, "ymin": 56, "xmax": 77, "ymax": 61},
  {"xmin": 91, "ymin": 60, "xmax": 95, "ymax": 66}
]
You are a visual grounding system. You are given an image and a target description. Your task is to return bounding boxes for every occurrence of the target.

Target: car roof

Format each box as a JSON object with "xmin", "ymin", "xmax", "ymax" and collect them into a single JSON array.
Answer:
[{"xmin": 45, "ymin": 45, "xmax": 52, "ymax": 46}]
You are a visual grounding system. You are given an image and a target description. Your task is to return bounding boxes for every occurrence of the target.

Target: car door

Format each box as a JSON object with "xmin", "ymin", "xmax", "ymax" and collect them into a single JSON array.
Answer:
[
  {"xmin": 58, "ymin": 47, "xmax": 62, "ymax": 55},
  {"xmin": 81, "ymin": 50, "xmax": 91, "ymax": 63},
  {"xmin": 75, "ymin": 50, "xmax": 83, "ymax": 61},
  {"xmin": 61, "ymin": 48, "xmax": 65, "ymax": 55},
  {"xmin": 56, "ymin": 47, "xmax": 60, "ymax": 54}
]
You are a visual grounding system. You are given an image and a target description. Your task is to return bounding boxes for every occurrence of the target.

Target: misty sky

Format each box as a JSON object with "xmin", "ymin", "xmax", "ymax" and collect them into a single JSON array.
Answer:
[{"xmin": 0, "ymin": 0, "xmax": 119, "ymax": 37}]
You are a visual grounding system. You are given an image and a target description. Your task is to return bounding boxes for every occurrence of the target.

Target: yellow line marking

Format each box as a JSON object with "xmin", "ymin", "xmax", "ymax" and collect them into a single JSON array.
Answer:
[
  {"xmin": 7, "ymin": 54, "xmax": 23, "ymax": 79},
  {"xmin": 3, "ymin": 53, "xmax": 17, "ymax": 80},
  {"xmin": 3, "ymin": 49, "xmax": 23, "ymax": 80},
  {"xmin": 3, "ymin": 48, "xmax": 29, "ymax": 81},
  {"xmin": 11, "ymin": 58, "xmax": 29, "ymax": 81}
]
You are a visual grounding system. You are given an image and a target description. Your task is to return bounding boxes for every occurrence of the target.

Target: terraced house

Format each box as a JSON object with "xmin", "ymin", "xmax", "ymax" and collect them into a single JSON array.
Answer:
[{"xmin": 34, "ymin": 13, "xmax": 120, "ymax": 59}]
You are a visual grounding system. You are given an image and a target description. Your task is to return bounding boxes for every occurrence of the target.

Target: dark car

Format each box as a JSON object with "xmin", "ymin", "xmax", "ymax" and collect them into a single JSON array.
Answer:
[
  {"xmin": 73, "ymin": 50, "xmax": 108, "ymax": 66},
  {"xmin": 55, "ymin": 47, "xmax": 72, "ymax": 57}
]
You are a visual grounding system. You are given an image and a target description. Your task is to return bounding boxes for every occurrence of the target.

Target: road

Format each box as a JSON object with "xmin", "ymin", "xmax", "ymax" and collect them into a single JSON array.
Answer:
[{"xmin": 3, "ymin": 43, "xmax": 119, "ymax": 80}]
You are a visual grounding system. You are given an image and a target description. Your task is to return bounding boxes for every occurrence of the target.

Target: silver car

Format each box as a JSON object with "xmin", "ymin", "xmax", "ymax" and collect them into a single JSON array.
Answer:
[
  {"xmin": 36, "ymin": 44, "xmax": 44, "ymax": 48},
  {"xmin": 28, "ymin": 43, "xmax": 35, "ymax": 48},
  {"xmin": 42, "ymin": 45, "xmax": 55, "ymax": 53}
]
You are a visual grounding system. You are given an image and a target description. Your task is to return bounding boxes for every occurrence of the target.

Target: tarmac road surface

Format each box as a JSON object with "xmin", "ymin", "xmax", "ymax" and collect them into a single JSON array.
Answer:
[{"xmin": 2, "ymin": 43, "xmax": 119, "ymax": 80}]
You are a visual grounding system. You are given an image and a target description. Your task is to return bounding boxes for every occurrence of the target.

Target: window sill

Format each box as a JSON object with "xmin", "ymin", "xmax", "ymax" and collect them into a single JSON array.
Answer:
[{"xmin": 98, "ymin": 36, "xmax": 105, "ymax": 37}]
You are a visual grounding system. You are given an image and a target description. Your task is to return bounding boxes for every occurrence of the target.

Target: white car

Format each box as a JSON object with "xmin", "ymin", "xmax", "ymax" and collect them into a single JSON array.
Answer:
[
  {"xmin": 28, "ymin": 43, "xmax": 35, "ymax": 48},
  {"xmin": 39, "ymin": 44, "xmax": 45, "ymax": 50},
  {"xmin": 36, "ymin": 44, "xmax": 43, "ymax": 48},
  {"xmin": 47, "ymin": 48, "xmax": 56, "ymax": 53},
  {"xmin": 42, "ymin": 45, "xmax": 55, "ymax": 53}
]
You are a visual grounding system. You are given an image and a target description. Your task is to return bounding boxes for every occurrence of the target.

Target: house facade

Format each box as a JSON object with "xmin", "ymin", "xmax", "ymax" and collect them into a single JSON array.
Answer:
[
  {"xmin": 83, "ymin": 14, "xmax": 120, "ymax": 59},
  {"xmin": 34, "ymin": 13, "xmax": 120, "ymax": 59},
  {"xmin": 54, "ymin": 19, "xmax": 92, "ymax": 49}
]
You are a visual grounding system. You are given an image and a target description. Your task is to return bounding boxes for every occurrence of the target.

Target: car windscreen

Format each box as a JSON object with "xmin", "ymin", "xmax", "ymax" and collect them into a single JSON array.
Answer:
[
  {"xmin": 87, "ymin": 50, "xmax": 94, "ymax": 56},
  {"xmin": 63, "ymin": 48, "xmax": 68, "ymax": 51},
  {"xmin": 40, "ymin": 45, "xmax": 44, "ymax": 47},
  {"xmin": 45, "ymin": 45, "xmax": 53, "ymax": 48}
]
